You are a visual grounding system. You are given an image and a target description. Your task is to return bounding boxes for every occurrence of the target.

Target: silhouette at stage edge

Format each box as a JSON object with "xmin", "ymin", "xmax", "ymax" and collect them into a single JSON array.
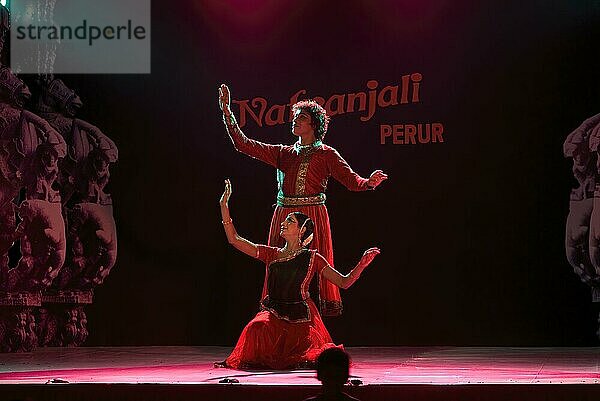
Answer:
[{"xmin": 303, "ymin": 348, "xmax": 361, "ymax": 401}]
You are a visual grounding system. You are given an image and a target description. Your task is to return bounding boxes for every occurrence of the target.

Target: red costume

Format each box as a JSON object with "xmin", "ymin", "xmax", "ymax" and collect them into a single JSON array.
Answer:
[
  {"xmin": 225, "ymin": 246, "xmax": 339, "ymax": 370},
  {"xmin": 224, "ymin": 120, "xmax": 371, "ymax": 316}
]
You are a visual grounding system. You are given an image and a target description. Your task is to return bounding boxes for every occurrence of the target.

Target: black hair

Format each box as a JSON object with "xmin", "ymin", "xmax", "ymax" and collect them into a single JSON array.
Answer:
[
  {"xmin": 316, "ymin": 348, "xmax": 350, "ymax": 385},
  {"xmin": 292, "ymin": 100, "xmax": 330, "ymax": 141},
  {"xmin": 292, "ymin": 212, "xmax": 314, "ymax": 243}
]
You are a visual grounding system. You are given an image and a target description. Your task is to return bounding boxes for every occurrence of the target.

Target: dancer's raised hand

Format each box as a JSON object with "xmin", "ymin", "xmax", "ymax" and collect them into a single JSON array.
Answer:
[
  {"xmin": 218, "ymin": 84, "xmax": 231, "ymax": 114},
  {"xmin": 220, "ymin": 179, "xmax": 232, "ymax": 206}
]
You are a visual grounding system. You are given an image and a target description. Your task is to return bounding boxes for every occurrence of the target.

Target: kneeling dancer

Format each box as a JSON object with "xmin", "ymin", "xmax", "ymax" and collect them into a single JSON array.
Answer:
[{"xmin": 218, "ymin": 179, "xmax": 379, "ymax": 370}]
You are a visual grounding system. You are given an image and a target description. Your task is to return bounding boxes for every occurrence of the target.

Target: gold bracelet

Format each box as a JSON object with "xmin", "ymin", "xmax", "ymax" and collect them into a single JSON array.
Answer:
[
  {"xmin": 223, "ymin": 112, "xmax": 236, "ymax": 125},
  {"xmin": 222, "ymin": 219, "xmax": 233, "ymax": 225}
]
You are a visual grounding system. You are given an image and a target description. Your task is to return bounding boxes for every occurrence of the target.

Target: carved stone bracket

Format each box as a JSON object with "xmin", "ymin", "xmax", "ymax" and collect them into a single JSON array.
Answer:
[
  {"xmin": 0, "ymin": 291, "xmax": 40, "ymax": 352},
  {"xmin": 37, "ymin": 289, "xmax": 92, "ymax": 347}
]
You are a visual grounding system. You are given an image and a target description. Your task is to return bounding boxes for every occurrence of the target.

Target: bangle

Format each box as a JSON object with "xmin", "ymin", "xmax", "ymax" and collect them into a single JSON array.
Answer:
[
  {"xmin": 222, "ymin": 219, "xmax": 233, "ymax": 225},
  {"xmin": 223, "ymin": 111, "xmax": 236, "ymax": 125}
]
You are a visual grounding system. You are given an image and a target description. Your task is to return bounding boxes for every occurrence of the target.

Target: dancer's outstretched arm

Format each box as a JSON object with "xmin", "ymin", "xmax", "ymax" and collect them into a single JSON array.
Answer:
[
  {"xmin": 327, "ymin": 148, "xmax": 388, "ymax": 191},
  {"xmin": 320, "ymin": 248, "xmax": 380, "ymax": 289},
  {"xmin": 219, "ymin": 179, "xmax": 259, "ymax": 258},
  {"xmin": 219, "ymin": 84, "xmax": 282, "ymax": 168}
]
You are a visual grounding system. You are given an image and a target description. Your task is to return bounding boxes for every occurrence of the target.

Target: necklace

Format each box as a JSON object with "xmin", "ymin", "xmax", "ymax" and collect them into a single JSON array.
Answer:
[
  {"xmin": 294, "ymin": 140, "xmax": 322, "ymax": 153},
  {"xmin": 276, "ymin": 247, "xmax": 304, "ymax": 262}
]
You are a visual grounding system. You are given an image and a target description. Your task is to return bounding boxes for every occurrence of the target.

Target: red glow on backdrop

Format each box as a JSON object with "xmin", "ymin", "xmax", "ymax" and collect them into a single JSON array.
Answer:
[
  {"xmin": 357, "ymin": 0, "xmax": 450, "ymax": 30},
  {"xmin": 193, "ymin": 0, "xmax": 298, "ymax": 42}
]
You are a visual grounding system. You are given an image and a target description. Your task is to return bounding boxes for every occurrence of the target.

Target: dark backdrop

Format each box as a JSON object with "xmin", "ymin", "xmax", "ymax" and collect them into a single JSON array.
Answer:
[{"xmin": 34, "ymin": 0, "xmax": 600, "ymax": 346}]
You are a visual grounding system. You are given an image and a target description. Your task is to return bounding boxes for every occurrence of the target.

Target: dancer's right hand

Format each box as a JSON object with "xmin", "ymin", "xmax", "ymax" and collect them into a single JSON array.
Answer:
[
  {"xmin": 220, "ymin": 179, "xmax": 232, "ymax": 206},
  {"xmin": 218, "ymin": 84, "xmax": 231, "ymax": 114}
]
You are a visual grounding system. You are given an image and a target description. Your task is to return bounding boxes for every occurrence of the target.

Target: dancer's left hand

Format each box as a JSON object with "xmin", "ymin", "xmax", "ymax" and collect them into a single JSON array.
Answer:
[
  {"xmin": 367, "ymin": 170, "xmax": 388, "ymax": 189},
  {"xmin": 359, "ymin": 247, "xmax": 380, "ymax": 269}
]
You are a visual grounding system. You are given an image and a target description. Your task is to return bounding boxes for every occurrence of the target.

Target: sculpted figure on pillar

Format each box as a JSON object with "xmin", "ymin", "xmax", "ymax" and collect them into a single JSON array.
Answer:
[
  {"xmin": 0, "ymin": 65, "xmax": 67, "ymax": 292},
  {"xmin": 33, "ymin": 75, "xmax": 118, "ymax": 290},
  {"xmin": 584, "ymin": 114, "xmax": 600, "ymax": 296},
  {"xmin": 0, "ymin": 64, "xmax": 67, "ymax": 352},
  {"xmin": 564, "ymin": 113, "xmax": 600, "ymax": 339}
]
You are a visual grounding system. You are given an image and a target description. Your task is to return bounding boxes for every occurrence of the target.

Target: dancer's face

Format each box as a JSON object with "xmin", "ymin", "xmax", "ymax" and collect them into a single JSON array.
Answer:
[
  {"xmin": 280, "ymin": 213, "xmax": 303, "ymax": 241},
  {"xmin": 292, "ymin": 110, "xmax": 315, "ymax": 138}
]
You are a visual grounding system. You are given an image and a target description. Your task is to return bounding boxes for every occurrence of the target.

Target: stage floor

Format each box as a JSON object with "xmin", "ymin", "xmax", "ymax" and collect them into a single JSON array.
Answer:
[{"xmin": 0, "ymin": 346, "xmax": 599, "ymax": 385}]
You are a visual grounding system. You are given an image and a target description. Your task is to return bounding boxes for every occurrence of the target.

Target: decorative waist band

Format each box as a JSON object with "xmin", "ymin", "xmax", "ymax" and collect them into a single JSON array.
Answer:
[{"xmin": 277, "ymin": 193, "xmax": 326, "ymax": 207}]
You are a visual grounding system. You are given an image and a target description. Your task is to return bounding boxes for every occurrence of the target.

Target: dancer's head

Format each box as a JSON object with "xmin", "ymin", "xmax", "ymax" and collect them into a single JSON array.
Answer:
[
  {"xmin": 316, "ymin": 348, "xmax": 350, "ymax": 387},
  {"xmin": 280, "ymin": 212, "xmax": 314, "ymax": 247},
  {"xmin": 292, "ymin": 100, "xmax": 329, "ymax": 141}
]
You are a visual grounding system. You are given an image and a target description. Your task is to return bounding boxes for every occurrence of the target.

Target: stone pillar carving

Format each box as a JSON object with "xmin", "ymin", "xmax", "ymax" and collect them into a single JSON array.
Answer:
[
  {"xmin": 0, "ymin": 4, "xmax": 116, "ymax": 351},
  {"xmin": 32, "ymin": 75, "xmax": 118, "ymax": 348},
  {"xmin": 564, "ymin": 113, "xmax": 600, "ymax": 338}
]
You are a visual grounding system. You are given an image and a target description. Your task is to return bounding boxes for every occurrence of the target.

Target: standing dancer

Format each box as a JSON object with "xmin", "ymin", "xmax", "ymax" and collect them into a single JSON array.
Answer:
[
  {"xmin": 218, "ymin": 179, "xmax": 379, "ymax": 369},
  {"xmin": 219, "ymin": 84, "xmax": 387, "ymax": 316}
]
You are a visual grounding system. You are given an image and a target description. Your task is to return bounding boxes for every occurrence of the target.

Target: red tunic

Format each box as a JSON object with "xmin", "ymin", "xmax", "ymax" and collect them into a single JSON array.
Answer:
[
  {"xmin": 226, "ymin": 121, "xmax": 370, "ymax": 315},
  {"xmin": 225, "ymin": 245, "xmax": 340, "ymax": 370}
]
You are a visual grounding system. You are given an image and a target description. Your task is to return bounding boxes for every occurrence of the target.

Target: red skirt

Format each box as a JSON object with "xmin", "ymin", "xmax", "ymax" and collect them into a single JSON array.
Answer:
[{"xmin": 225, "ymin": 299, "xmax": 340, "ymax": 370}]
